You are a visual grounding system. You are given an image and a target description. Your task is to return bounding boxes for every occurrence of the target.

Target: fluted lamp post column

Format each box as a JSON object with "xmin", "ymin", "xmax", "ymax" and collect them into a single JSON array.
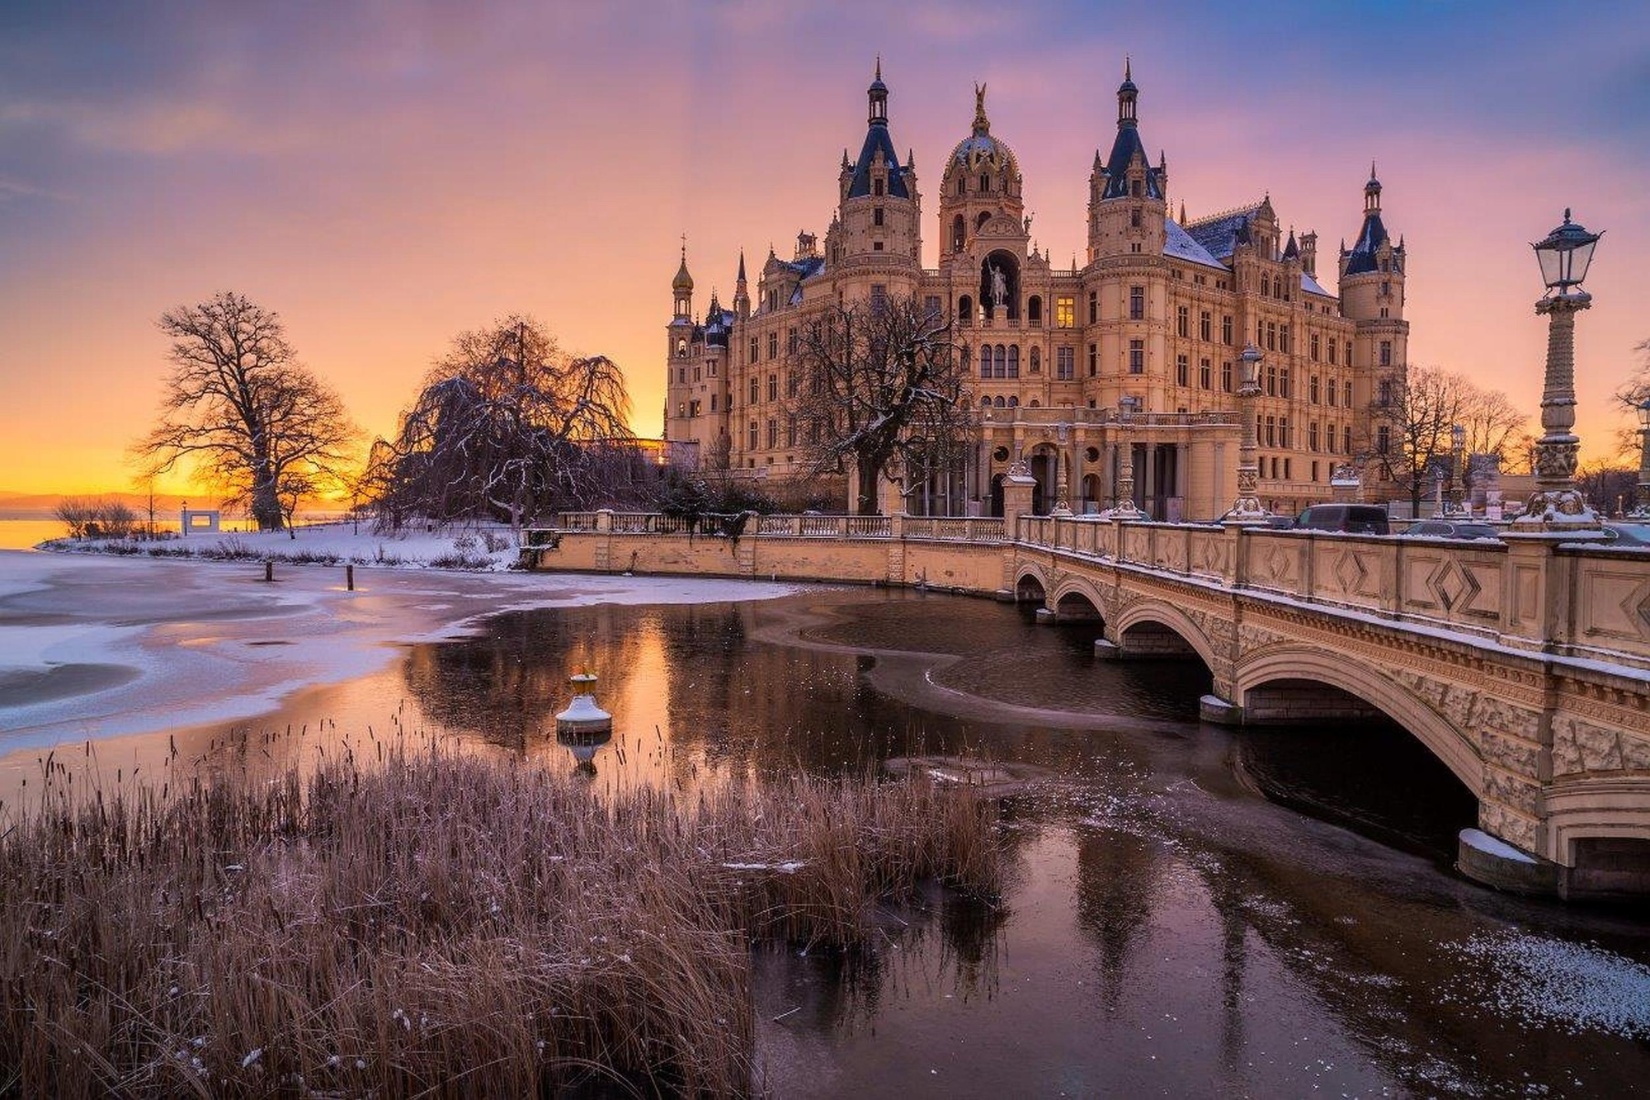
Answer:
[
  {"xmin": 1101, "ymin": 399, "xmax": 1144, "ymax": 519},
  {"xmin": 1631, "ymin": 398, "xmax": 1650, "ymax": 520},
  {"xmin": 1224, "ymin": 343, "xmax": 1269, "ymax": 523},
  {"xmin": 1445, "ymin": 422, "xmax": 1470, "ymax": 517},
  {"xmin": 1515, "ymin": 210, "xmax": 1603, "ymax": 529}
]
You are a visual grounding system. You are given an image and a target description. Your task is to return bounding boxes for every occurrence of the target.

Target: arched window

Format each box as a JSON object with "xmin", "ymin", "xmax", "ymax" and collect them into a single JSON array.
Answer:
[
  {"xmin": 980, "ymin": 395, "xmax": 992, "ymax": 407},
  {"xmin": 979, "ymin": 345, "xmax": 992, "ymax": 377},
  {"xmin": 1028, "ymin": 296, "xmax": 1042, "ymax": 323},
  {"xmin": 952, "ymin": 214, "xmax": 965, "ymax": 252},
  {"xmin": 1028, "ymin": 399, "xmax": 1039, "ymax": 408},
  {"xmin": 1030, "ymin": 346, "xmax": 1041, "ymax": 373},
  {"xmin": 994, "ymin": 395, "xmax": 1006, "ymax": 408},
  {"xmin": 958, "ymin": 295, "xmax": 973, "ymax": 323},
  {"xmin": 977, "ymin": 211, "xmax": 991, "ymax": 230},
  {"xmin": 1007, "ymin": 395, "xmax": 1019, "ymax": 407},
  {"xmin": 1007, "ymin": 346, "xmax": 1020, "ymax": 378},
  {"xmin": 675, "ymin": 338, "xmax": 687, "ymax": 357}
]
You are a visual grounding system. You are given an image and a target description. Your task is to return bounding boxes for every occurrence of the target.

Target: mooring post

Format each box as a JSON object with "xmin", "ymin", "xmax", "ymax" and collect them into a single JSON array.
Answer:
[
  {"xmin": 263, "ymin": 560, "xmax": 273, "ymax": 583},
  {"xmin": 346, "ymin": 564, "xmax": 354, "ymax": 591}
]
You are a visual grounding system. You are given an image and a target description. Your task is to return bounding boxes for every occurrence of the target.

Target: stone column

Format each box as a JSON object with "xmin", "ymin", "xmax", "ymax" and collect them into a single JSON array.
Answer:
[
  {"xmin": 1515, "ymin": 293, "xmax": 1599, "ymax": 529},
  {"xmin": 1101, "ymin": 442, "xmax": 1143, "ymax": 519},
  {"xmin": 1225, "ymin": 343, "xmax": 1269, "ymax": 523}
]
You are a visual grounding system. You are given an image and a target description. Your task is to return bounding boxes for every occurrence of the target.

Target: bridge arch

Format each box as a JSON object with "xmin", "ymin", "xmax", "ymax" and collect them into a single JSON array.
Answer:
[
  {"xmin": 1014, "ymin": 564, "xmax": 1049, "ymax": 604},
  {"xmin": 1050, "ymin": 576, "xmax": 1108, "ymax": 624},
  {"xmin": 1234, "ymin": 647, "xmax": 1482, "ymax": 795},
  {"xmin": 1112, "ymin": 599, "xmax": 1218, "ymax": 669}
]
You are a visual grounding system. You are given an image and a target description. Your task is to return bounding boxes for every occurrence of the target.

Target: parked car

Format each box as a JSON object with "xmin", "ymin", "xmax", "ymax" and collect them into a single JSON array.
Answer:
[
  {"xmin": 1601, "ymin": 522, "xmax": 1650, "ymax": 547},
  {"xmin": 1405, "ymin": 519, "xmax": 1502, "ymax": 540},
  {"xmin": 1257, "ymin": 514, "xmax": 1296, "ymax": 530},
  {"xmin": 1293, "ymin": 504, "xmax": 1391, "ymax": 535}
]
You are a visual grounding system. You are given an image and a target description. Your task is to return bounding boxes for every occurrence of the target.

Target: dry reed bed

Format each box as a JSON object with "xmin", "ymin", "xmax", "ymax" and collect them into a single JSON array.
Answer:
[{"xmin": 0, "ymin": 745, "xmax": 1000, "ymax": 1098}]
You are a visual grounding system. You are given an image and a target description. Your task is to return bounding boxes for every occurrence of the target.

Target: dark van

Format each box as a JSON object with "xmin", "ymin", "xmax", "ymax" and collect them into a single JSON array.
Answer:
[{"xmin": 1294, "ymin": 504, "xmax": 1390, "ymax": 535}]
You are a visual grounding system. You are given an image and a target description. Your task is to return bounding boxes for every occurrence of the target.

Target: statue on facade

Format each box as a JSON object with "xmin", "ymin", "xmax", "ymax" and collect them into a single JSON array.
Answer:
[{"xmin": 989, "ymin": 263, "xmax": 1007, "ymax": 309}]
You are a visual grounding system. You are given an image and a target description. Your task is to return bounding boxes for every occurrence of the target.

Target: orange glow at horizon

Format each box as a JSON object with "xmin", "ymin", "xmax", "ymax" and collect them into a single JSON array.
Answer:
[{"xmin": 3, "ymin": 4, "xmax": 1647, "ymax": 499}]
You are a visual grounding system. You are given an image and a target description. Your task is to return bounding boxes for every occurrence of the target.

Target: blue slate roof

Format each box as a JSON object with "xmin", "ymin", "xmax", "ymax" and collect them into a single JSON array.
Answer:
[
  {"xmin": 847, "ymin": 121, "xmax": 909, "ymax": 199},
  {"xmin": 1343, "ymin": 211, "xmax": 1389, "ymax": 275},
  {"xmin": 1101, "ymin": 121, "xmax": 1161, "ymax": 200},
  {"xmin": 1183, "ymin": 206, "xmax": 1260, "ymax": 262},
  {"xmin": 1162, "ymin": 218, "xmax": 1226, "ymax": 270},
  {"xmin": 1301, "ymin": 271, "xmax": 1334, "ymax": 298}
]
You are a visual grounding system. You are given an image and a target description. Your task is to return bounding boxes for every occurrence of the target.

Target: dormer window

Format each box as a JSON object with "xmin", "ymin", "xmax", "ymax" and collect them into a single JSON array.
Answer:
[
  {"xmin": 1131, "ymin": 179, "xmax": 1142, "ymax": 197},
  {"xmin": 874, "ymin": 178, "xmax": 884, "ymax": 197}
]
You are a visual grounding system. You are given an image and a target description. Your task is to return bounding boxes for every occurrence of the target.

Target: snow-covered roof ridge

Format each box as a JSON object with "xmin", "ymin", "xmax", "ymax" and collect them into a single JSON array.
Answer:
[{"xmin": 1162, "ymin": 218, "xmax": 1227, "ymax": 270}]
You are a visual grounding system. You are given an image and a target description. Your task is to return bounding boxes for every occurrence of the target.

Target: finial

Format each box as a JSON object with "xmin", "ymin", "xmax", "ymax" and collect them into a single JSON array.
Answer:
[
  {"xmin": 1179, "ymin": 200, "xmax": 1186, "ymax": 223},
  {"xmin": 680, "ymin": 233, "xmax": 687, "ymax": 261},
  {"xmin": 875, "ymin": 55, "xmax": 882, "ymax": 81},
  {"xmin": 1563, "ymin": 207, "xmax": 1572, "ymax": 223},
  {"xmin": 973, "ymin": 82, "xmax": 989, "ymax": 133},
  {"xmin": 1125, "ymin": 55, "xmax": 1132, "ymax": 82}
]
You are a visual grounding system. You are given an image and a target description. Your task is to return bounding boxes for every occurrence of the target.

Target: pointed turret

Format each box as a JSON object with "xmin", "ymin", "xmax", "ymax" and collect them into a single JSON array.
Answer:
[
  {"xmin": 733, "ymin": 250, "xmax": 750, "ymax": 321},
  {"xmin": 671, "ymin": 242, "xmax": 693, "ymax": 321},
  {"xmin": 846, "ymin": 60, "xmax": 907, "ymax": 199},
  {"xmin": 1282, "ymin": 227, "xmax": 1299, "ymax": 261}
]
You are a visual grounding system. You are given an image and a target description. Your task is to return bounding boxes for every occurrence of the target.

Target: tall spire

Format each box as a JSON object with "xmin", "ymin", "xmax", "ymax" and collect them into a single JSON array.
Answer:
[{"xmin": 671, "ymin": 238, "xmax": 693, "ymax": 321}]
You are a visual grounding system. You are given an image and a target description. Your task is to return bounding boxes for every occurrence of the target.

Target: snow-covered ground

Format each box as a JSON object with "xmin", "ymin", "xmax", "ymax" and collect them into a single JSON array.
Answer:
[
  {"xmin": 0, "ymin": 539, "xmax": 798, "ymax": 757},
  {"xmin": 37, "ymin": 520, "xmax": 528, "ymax": 570}
]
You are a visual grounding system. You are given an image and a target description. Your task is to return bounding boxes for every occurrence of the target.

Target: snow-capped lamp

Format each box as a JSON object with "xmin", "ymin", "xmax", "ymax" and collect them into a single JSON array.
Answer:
[{"xmin": 555, "ymin": 672, "xmax": 612, "ymax": 776}]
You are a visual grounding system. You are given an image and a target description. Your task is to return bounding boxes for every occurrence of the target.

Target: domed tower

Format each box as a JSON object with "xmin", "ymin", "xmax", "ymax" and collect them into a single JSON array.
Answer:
[
  {"xmin": 664, "ymin": 243, "xmax": 700, "ymax": 448},
  {"xmin": 1087, "ymin": 60, "xmax": 1167, "ymax": 264},
  {"xmin": 1338, "ymin": 166, "xmax": 1408, "ymax": 370},
  {"xmin": 937, "ymin": 83, "xmax": 1030, "ymax": 320},
  {"xmin": 832, "ymin": 59, "xmax": 921, "ymax": 263}
]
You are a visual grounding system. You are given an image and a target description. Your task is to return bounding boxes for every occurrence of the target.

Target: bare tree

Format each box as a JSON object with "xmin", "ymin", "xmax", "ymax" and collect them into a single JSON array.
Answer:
[
  {"xmin": 1366, "ymin": 366, "xmax": 1527, "ymax": 514},
  {"xmin": 786, "ymin": 293, "xmax": 970, "ymax": 515},
  {"xmin": 1576, "ymin": 460, "xmax": 1640, "ymax": 517},
  {"xmin": 132, "ymin": 292, "xmax": 358, "ymax": 531},
  {"xmin": 371, "ymin": 315, "xmax": 632, "ymax": 529}
]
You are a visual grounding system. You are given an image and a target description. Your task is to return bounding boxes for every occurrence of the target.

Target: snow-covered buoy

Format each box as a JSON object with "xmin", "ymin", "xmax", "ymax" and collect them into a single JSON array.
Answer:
[
  {"xmin": 555, "ymin": 672, "xmax": 612, "ymax": 776},
  {"xmin": 555, "ymin": 673, "xmax": 612, "ymax": 737}
]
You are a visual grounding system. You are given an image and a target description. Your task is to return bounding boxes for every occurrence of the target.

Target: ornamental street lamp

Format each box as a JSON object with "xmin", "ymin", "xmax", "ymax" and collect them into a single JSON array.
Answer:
[
  {"xmin": 1632, "ymin": 398, "xmax": 1650, "ymax": 520},
  {"xmin": 1224, "ymin": 343, "xmax": 1269, "ymax": 523},
  {"xmin": 1515, "ymin": 210, "xmax": 1603, "ymax": 529},
  {"xmin": 1445, "ymin": 422, "xmax": 1470, "ymax": 516}
]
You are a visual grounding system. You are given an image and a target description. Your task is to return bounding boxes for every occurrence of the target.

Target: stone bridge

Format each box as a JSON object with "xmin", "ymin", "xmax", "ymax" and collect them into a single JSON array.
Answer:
[{"xmin": 529, "ymin": 508, "xmax": 1650, "ymax": 901}]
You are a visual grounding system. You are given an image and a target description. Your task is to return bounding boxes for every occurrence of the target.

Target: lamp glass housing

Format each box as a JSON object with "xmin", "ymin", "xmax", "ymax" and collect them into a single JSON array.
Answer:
[
  {"xmin": 1532, "ymin": 210, "xmax": 1602, "ymax": 291},
  {"xmin": 1638, "ymin": 399, "xmax": 1650, "ymax": 430}
]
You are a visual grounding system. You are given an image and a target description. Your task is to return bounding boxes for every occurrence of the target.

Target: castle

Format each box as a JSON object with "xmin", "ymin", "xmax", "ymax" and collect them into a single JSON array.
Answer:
[{"xmin": 664, "ymin": 63, "xmax": 1408, "ymax": 519}]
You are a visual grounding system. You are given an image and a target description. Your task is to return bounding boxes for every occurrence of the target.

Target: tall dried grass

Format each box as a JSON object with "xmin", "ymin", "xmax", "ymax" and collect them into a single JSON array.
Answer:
[{"xmin": 0, "ymin": 741, "xmax": 999, "ymax": 1097}]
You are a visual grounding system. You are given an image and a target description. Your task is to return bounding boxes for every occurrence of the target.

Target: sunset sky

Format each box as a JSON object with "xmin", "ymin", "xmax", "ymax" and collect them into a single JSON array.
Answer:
[{"xmin": 2, "ymin": 1, "xmax": 1647, "ymax": 497}]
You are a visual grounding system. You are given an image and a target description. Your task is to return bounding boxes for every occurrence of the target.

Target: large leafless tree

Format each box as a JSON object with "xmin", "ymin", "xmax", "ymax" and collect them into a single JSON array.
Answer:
[
  {"xmin": 1364, "ymin": 366, "xmax": 1528, "ymax": 514},
  {"xmin": 133, "ymin": 292, "xmax": 357, "ymax": 531},
  {"xmin": 786, "ymin": 293, "xmax": 970, "ymax": 515},
  {"xmin": 369, "ymin": 315, "xmax": 632, "ymax": 528}
]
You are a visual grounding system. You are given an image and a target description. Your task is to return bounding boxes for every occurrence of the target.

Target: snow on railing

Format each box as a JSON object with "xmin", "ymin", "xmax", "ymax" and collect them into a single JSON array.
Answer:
[{"xmin": 902, "ymin": 517, "xmax": 1006, "ymax": 542}]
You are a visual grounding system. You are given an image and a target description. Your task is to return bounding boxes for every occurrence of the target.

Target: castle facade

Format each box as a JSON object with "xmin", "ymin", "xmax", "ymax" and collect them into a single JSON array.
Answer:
[{"xmin": 665, "ymin": 64, "xmax": 1408, "ymax": 519}]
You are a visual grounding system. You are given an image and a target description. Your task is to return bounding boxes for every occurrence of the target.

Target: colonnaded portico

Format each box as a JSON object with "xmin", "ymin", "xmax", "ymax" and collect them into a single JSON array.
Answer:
[{"xmin": 527, "ymin": 503, "xmax": 1650, "ymax": 902}]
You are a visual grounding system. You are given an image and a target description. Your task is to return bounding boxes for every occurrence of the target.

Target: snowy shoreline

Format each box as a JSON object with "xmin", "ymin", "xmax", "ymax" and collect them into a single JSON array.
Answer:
[{"xmin": 0, "ymin": 531, "xmax": 800, "ymax": 760}]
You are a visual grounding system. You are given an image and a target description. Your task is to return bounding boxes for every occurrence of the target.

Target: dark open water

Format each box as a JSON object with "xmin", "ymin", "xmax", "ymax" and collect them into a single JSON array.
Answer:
[{"xmin": 41, "ymin": 588, "xmax": 1650, "ymax": 1096}]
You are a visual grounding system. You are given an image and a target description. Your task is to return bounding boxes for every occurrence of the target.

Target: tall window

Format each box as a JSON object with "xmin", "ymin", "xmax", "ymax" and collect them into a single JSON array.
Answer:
[
  {"xmin": 1129, "ymin": 339, "xmax": 1144, "ymax": 374},
  {"xmin": 979, "ymin": 346, "xmax": 991, "ymax": 378},
  {"xmin": 1221, "ymin": 360, "xmax": 1233, "ymax": 392},
  {"xmin": 1222, "ymin": 314, "xmax": 1233, "ymax": 345},
  {"xmin": 1377, "ymin": 425, "xmax": 1391, "ymax": 454},
  {"xmin": 1088, "ymin": 343, "xmax": 1098, "ymax": 377},
  {"xmin": 871, "ymin": 284, "xmax": 888, "ymax": 316},
  {"xmin": 786, "ymin": 417, "xmax": 797, "ymax": 448},
  {"xmin": 749, "ymin": 337, "xmax": 758, "ymax": 363},
  {"xmin": 1344, "ymin": 425, "xmax": 1353, "ymax": 454},
  {"xmin": 1379, "ymin": 340, "xmax": 1392, "ymax": 366},
  {"xmin": 1266, "ymin": 365, "xmax": 1277, "ymax": 396},
  {"xmin": 1344, "ymin": 380, "xmax": 1353, "ymax": 407},
  {"xmin": 1378, "ymin": 379, "xmax": 1393, "ymax": 406},
  {"xmin": 1310, "ymin": 332, "xmax": 1321, "ymax": 361},
  {"xmin": 1056, "ymin": 296, "xmax": 1075, "ymax": 328},
  {"xmin": 1129, "ymin": 286, "xmax": 1145, "ymax": 321},
  {"xmin": 1057, "ymin": 347, "xmax": 1074, "ymax": 380},
  {"xmin": 1345, "ymin": 340, "xmax": 1353, "ymax": 365},
  {"xmin": 766, "ymin": 418, "xmax": 778, "ymax": 448},
  {"xmin": 1279, "ymin": 368, "xmax": 1291, "ymax": 399},
  {"xmin": 1265, "ymin": 415, "xmax": 1276, "ymax": 446},
  {"xmin": 1328, "ymin": 339, "xmax": 1338, "ymax": 365},
  {"xmin": 1310, "ymin": 374, "xmax": 1320, "ymax": 403},
  {"xmin": 748, "ymin": 421, "xmax": 758, "ymax": 450},
  {"xmin": 1200, "ymin": 311, "xmax": 1211, "ymax": 342},
  {"xmin": 767, "ymin": 373, "xmax": 778, "ymax": 402},
  {"xmin": 1088, "ymin": 291, "xmax": 1098, "ymax": 324},
  {"xmin": 749, "ymin": 376, "xmax": 759, "ymax": 404},
  {"xmin": 1176, "ymin": 354, "xmax": 1189, "ymax": 387},
  {"xmin": 1008, "ymin": 346, "xmax": 1020, "ymax": 378},
  {"xmin": 1309, "ymin": 422, "xmax": 1320, "ymax": 451},
  {"xmin": 1328, "ymin": 380, "xmax": 1338, "ymax": 407},
  {"xmin": 1199, "ymin": 357, "xmax": 1211, "ymax": 389},
  {"xmin": 873, "ymin": 206, "xmax": 884, "ymax": 226},
  {"xmin": 1280, "ymin": 325, "xmax": 1290, "ymax": 354},
  {"xmin": 767, "ymin": 332, "xmax": 778, "ymax": 359},
  {"xmin": 1030, "ymin": 347, "xmax": 1041, "ymax": 373},
  {"xmin": 1279, "ymin": 416, "xmax": 1289, "ymax": 448},
  {"xmin": 1176, "ymin": 305, "xmax": 1189, "ymax": 338},
  {"xmin": 993, "ymin": 344, "xmax": 1007, "ymax": 379},
  {"xmin": 1266, "ymin": 322, "xmax": 1277, "ymax": 351}
]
